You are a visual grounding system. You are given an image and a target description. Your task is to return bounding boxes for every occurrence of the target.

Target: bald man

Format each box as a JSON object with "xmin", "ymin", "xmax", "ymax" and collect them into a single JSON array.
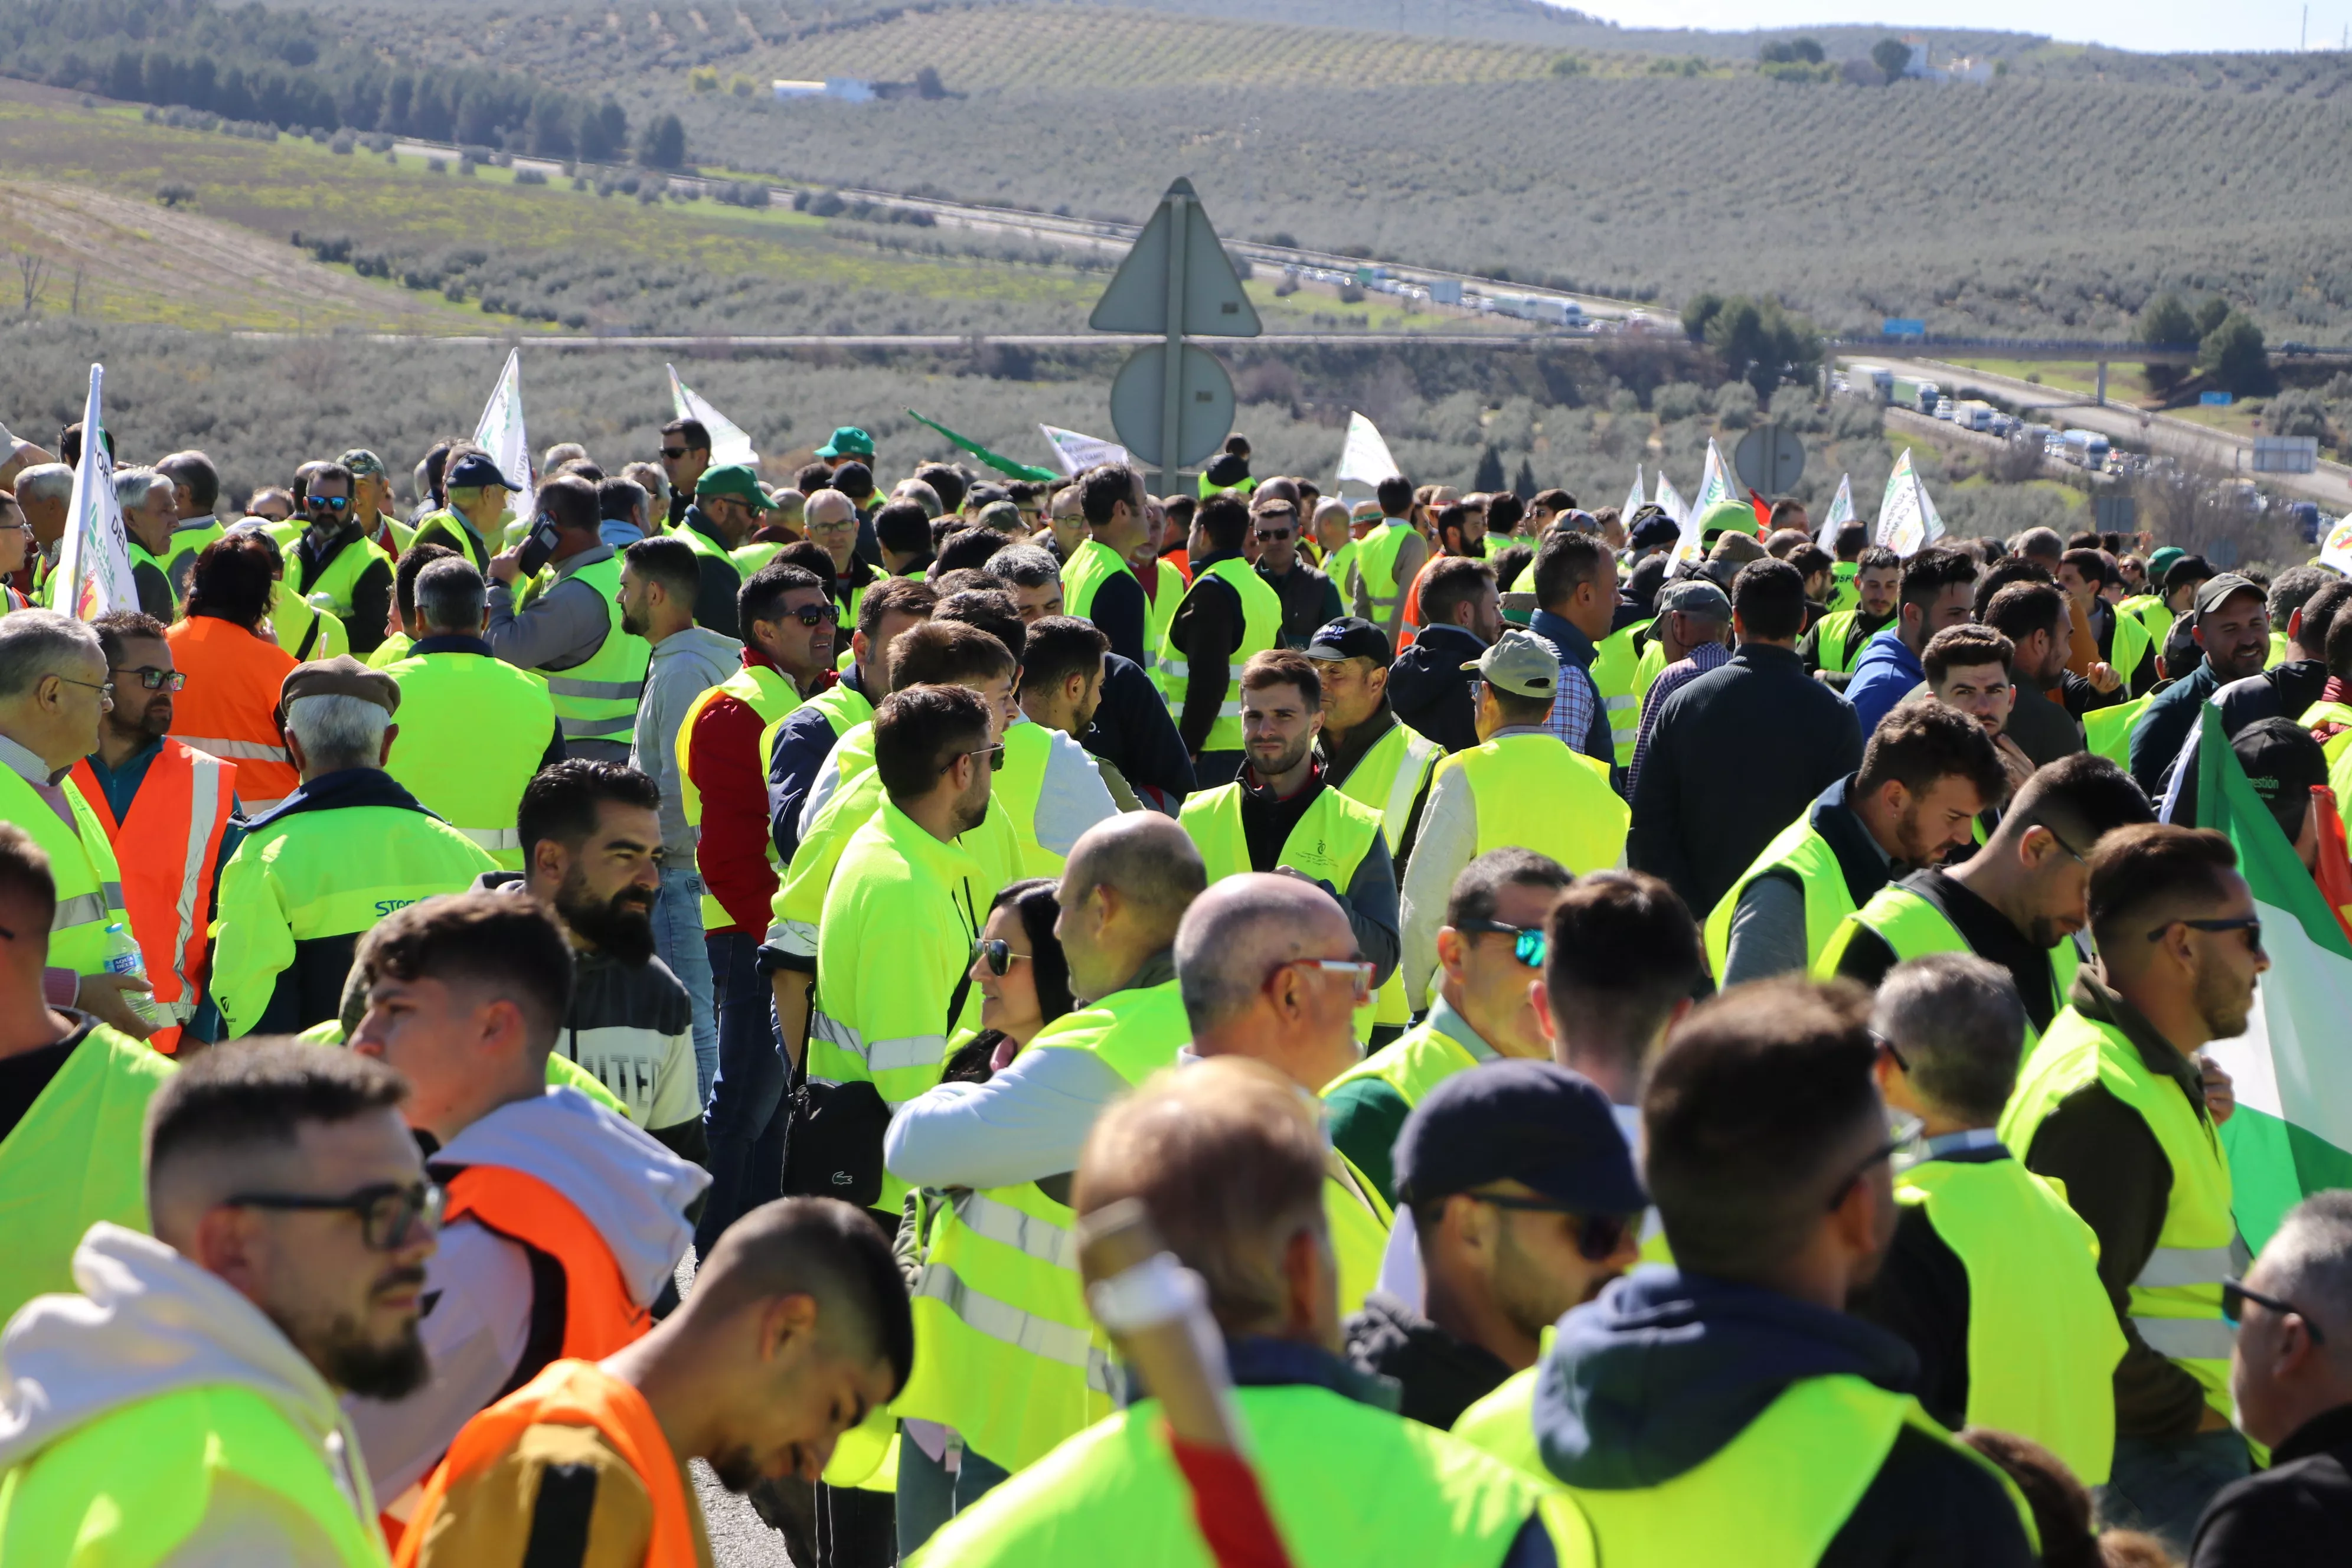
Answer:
[
  {"xmin": 1175, "ymin": 871, "xmax": 1394, "ymax": 1315},
  {"xmin": 884, "ymin": 815, "xmax": 1208, "ymax": 1549}
]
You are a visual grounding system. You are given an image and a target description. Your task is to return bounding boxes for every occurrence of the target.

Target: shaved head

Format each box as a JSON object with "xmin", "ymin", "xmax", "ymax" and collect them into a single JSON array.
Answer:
[
  {"xmin": 1175, "ymin": 873, "xmax": 1351, "ymax": 1035},
  {"xmin": 1062, "ymin": 815, "xmax": 1206, "ymax": 936}
]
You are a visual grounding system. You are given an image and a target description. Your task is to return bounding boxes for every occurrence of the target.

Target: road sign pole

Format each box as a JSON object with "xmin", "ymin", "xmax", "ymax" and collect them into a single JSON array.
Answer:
[{"xmin": 1159, "ymin": 192, "xmax": 1190, "ymax": 494}]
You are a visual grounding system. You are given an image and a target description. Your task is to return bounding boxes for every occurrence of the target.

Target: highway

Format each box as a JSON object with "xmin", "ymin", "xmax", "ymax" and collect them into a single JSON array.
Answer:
[{"xmin": 1857, "ymin": 355, "xmax": 2352, "ymax": 511}]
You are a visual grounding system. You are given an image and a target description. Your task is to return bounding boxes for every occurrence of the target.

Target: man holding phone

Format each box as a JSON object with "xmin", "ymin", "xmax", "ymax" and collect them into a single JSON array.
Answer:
[{"xmin": 486, "ymin": 474, "xmax": 652, "ymax": 765}]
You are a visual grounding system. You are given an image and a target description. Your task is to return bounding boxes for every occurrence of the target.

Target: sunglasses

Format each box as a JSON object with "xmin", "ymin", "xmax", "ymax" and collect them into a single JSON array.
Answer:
[
  {"xmin": 660, "ymin": 447, "xmax": 690, "ymax": 460},
  {"xmin": 226, "ymin": 1180, "xmax": 445, "ymax": 1252},
  {"xmin": 110, "ymin": 667, "xmax": 187, "ymax": 692},
  {"xmin": 1455, "ymin": 917, "xmax": 1546, "ymax": 967},
  {"xmin": 1825, "ymin": 1110, "xmax": 1925, "ymax": 1211},
  {"xmin": 1465, "ymin": 1193, "xmax": 1634, "ymax": 1262},
  {"xmin": 2222, "ymin": 1277, "xmax": 2325, "ymax": 1343},
  {"xmin": 2148, "ymin": 915, "xmax": 2263, "ymax": 954},
  {"xmin": 779, "ymin": 603, "xmax": 839, "ymax": 627},
  {"xmin": 971, "ymin": 938, "xmax": 1033, "ymax": 976},
  {"xmin": 1254, "ymin": 527, "xmax": 1296, "ymax": 542},
  {"xmin": 308, "ymin": 495, "xmax": 349, "ymax": 511},
  {"xmin": 939, "ymin": 743, "xmax": 1005, "ymax": 775}
]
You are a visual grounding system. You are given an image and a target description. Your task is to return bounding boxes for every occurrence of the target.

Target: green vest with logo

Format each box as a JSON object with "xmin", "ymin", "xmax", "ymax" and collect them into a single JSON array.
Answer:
[
  {"xmin": 1592, "ymin": 622, "xmax": 1646, "ymax": 767},
  {"xmin": 2000, "ymin": 1006, "xmax": 2239, "ymax": 1422},
  {"xmin": 1158, "ymin": 558, "xmax": 1282, "ymax": 753},
  {"xmin": 0, "ymin": 1024, "xmax": 172, "ymax": 1326},
  {"xmin": 0, "ymin": 765, "xmax": 128, "ymax": 978},
  {"xmin": 1827, "ymin": 560, "xmax": 1859, "ymax": 615},
  {"xmin": 895, "ymin": 980, "xmax": 1191, "ymax": 1472},
  {"xmin": 381, "ymin": 651, "xmax": 558, "ymax": 867},
  {"xmin": 914, "ymin": 1382, "xmax": 1590, "ymax": 1568},
  {"xmin": 538, "ymin": 554, "xmax": 652, "ymax": 752},
  {"xmin": 1440, "ymin": 734, "xmax": 1629, "ymax": 874},
  {"xmin": 1895, "ymin": 1153, "xmax": 2126, "ymax": 1485},
  {"xmin": 1703, "ymin": 812, "xmax": 1861, "ymax": 979},
  {"xmin": 1060, "ymin": 535, "xmax": 1133, "ymax": 625},
  {"xmin": 0, "ymin": 1382, "xmax": 386, "ymax": 1566},
  {"xmin": 1814, "ymin": 884, "xmax": 2080, "ymax": 1044}
]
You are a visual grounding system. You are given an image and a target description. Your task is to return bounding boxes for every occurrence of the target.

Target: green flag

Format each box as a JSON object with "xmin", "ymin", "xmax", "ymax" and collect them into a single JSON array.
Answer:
[
  {"xmin": 2196, "ymin": 704, "xmax": 2352, "ymax": 1249},
  {"xmin": 904, "ymin": 409, "xmax": 1057, "ymax": 482}
]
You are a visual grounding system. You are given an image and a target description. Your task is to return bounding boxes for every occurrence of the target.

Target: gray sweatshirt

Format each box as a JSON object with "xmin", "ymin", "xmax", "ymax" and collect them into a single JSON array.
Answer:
[{"xmin": 631, "ymin": 625, "xmax": 743, "ymax": 858}]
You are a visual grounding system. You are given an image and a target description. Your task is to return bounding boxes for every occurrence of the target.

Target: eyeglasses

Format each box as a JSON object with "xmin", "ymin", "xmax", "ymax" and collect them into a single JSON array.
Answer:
[
  {"xmin": 1825, "ymin": 1110, "xmax": 1925, "ymax": 1210},
  {"xmin": 781, "ymin": 603, "xmax": 839, "ymax": 627},
  {"xmin": 51, "ymin": 675, "xmax": 114, "ymax": 705},
  {"xmin": 1453, "ymin": 917, "xmax": 1547, "ymax": 967},
  {"xmin": 1462, "ymin": 1193, "xmax": 1634, "ymax": 1262},
  {"xmin": 110, "ymin": 667, "xmax": 187, "ymax": 692},
  {"xmin": 1268, "ymin": 956, "xmax": 1377, "ymax": 1004},
  {"xmin": 659, "ymin": 446, "xmax": 690, "ymax": 460},
  {"xmin": 1871, "ymin": 1029, "xmax": 1910, "ymax": 1074},
  {"xmin": 809, "ymin": 517, "xmax": 858, "ymax": 535},
  {"xmin": 2148, "ymin": 915, "xmax": 2263, "ymax": 954},
  {"xmin": 225, "ymin": 1180, "xmax": 445, "ymax": 1252},
  {"xmin": 2223, "ymin": 1277, "xmax": 2326, "ymax": 1344},
  {"xmin": 2037, "ymin": 825, "xmax": 2089, "ymax": 866},
  {"xmin": 971, "ymin": 938, "xmax": 1033, "ymax": 976},
  {"xmin": 940, "ymin": 743, "xmax": 1005, "ymax": 775}
]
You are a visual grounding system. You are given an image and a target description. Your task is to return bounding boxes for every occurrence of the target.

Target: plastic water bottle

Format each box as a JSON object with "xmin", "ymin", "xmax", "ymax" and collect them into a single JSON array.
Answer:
[{"xmin": 101, "ymin": 923, "xmax": 167, "ymax": 1030}]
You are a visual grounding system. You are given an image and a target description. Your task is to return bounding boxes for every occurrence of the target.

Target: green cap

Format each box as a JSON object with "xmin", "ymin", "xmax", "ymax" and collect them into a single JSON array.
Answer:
[
  {"xmin": 336, "ymin": 448, "xmax": 387, "ymax": 479},
  {"xmin": 2147, "ymin": 546, "xmax": 2184, "ymax": 583},
  {"xmin": 816, "ymin": 426, "xmax": 874, "ymax": 460},
  {"xmin": 1697, "ymin": 498, "xmax": 1759, "ymax": 542},
  {"xmin": 1461, "ymin": 629, "xmax": 1562, "ymax": 701},
  {"xmin": 695, "ymin": 463, "xmax": 775, "ymax": 511}
]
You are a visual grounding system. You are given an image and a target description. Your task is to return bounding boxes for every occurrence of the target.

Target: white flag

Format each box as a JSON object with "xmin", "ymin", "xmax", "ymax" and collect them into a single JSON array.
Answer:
[
  {"xmin": 1818, "ymin": 475, "xmax": 1854, "ymax": 547},
  {"xmin": 473, "ymin": 348, "xmax": 534, "ymax": 527},
  {"xmin": 1695, "ymin": 438, "xmax": 1736, "ymax": 514},
  {"xmin": 1916, "ymin": 468, "xmax": 1947, "ymax": 547},
  {"xmin": 52, "ymin": 365, "xmax": 139, "ymax": 621},
  {"xmin": 2320, "ymin": 516, "xmax": 2352, "ymax": 576},
  {"xmin": 1039, "ymin": 424, "xmax": 1130, "ymax": 478},
  {"xmin": 1655, "ymin": 473, "xmax": 1701, "ymax": 562},
  {"xmin": 1875, "ymin": 449, "xmax": 1928, "ymax": 557},
  {"xmin": 667, "ymin": 364, "xmax": 757, "ymax": 469},
  {"xmin": 1623, "ymin": 465, "xmax": 1645, "ymax": 521},
  {"xmin": 1334, "ymin": 411, "xmax": 1402, "ymax": 492}
]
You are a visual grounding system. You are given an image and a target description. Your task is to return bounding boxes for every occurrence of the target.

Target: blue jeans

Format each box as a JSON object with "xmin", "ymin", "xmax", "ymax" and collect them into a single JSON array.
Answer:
[
  {"xmin": 652, "ymin": 863, "xmax": 717, "ymax": 1106},
  {"xmin": 896, "ymin": 1433, "xmax": 1010, "ymax": 1558},
  {"xmin": 694, "ymin": 930, "xmax": 788, "ymax": 1259},
  {"xmin": 2098, "ymin": 1427, "xmax": 2252, "ymax": 1554}
]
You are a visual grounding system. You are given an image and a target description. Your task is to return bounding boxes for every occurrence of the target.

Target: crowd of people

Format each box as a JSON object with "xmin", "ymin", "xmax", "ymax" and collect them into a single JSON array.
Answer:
[{"xmin": 2, "ymin": 408, "xmax": 2351, "ymax": 1568}]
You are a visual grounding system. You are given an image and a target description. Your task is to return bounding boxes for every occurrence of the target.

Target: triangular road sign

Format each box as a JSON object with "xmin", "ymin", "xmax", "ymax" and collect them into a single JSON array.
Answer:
[{"xmin": 1090, "ymin": 177, "xmax": 1261, "ymax": 339}]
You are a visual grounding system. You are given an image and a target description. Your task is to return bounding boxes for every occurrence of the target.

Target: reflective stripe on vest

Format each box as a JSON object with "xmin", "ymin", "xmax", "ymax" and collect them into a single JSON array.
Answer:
[
  {"xmin": 1815, "ymin": 884, "xmax": 2079, "ymax": 1043},
  {"xmin": 166, "ymin": 616, "xmax": 302, "ymax": 808},
  {"xmin": 1592, "ymin": 623, "xmax": 1645, "ymax": 766},
  {"xmin": 1352, "ymin": 521, "xmax": 1416, "ymax": 613},
  {"xmin": 1703, "ymin": 814, "xmax": 1860, "ymax": 979},
  {"xmin": 1999, "ymin": 1007, "xmax": 2239, "ymax": 1420},
  {"xmin": 537, "ymin": 555, "xmax": 652, "ymax": 749},
  {"xmin": 1141, "ymin": 557, "xmax": 1185, "ymax": 700},
  {"xmin": 0, "ymin": 766, "xmax": 128, "ymax": 978},
  {"xmin": 395, "ymin": 1360, "xmax": 696, "ymax": 1568},
  {"xmin": 1440, "ymin": 734, "xmax": 1629, "ymax": 873},
  {"xmin": 68, "ymin": 740, "xmax": 235, "ymax": 1051},
  {"xmin": 1898, "ymin": 1155, "xmax": 2126, "ymax": 1485}
]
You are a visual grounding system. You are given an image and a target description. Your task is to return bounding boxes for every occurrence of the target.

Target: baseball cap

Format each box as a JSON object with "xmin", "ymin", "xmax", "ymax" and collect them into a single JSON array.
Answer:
[
  {"xmin": 1696, "ymin": 498, "xmax": 1759, "ymax": 543},
  {"xmin": 1462, "ymin": 629, "xmax": 1561, "ymax": 701},
  {"xmin": 974, "ymin": 500, "xmax": 1025, "ymax": 533},
  {"xmin": 336, "ymin": 448, "xmax": 387, "ymax": 479},
  {"xmin": 1350, "ymin": 499, "xmax": 1385, "ymax": 524},
  {"xmin": 1656, "ymin": 578, "xmax": 1731, "ymax": 619},
  {"xmin": 1555, "ymin": 509, "xmax": 1600, "ymax": 535},
  {"xmin": 276, "ymin": 655, "xmax": 400, "ymax": 727},
  {"xmin": 1393, "ymin": 1060, "xmax": 1647, "ymax": 1216},
  {"xmin": 445, "ymin": 452, "xmax": 519, "ymax": 492},
  {"xmin": 815, "ymin": 426, "xmax": 873, "ymax": 460},
  {"xmin": 1304, "ymin": 617, "xmax": 1391, "ymax": 665},
  {"xmin": 1629, "ymin": 512, "xmax": 1681, "ymax": 553},
  {"xmin": 2193, "ymin": 573, "xmax": 2263, "ymax": 619},
  {"xmin": 2233, "ymin": 717, "xmax": 2328, "ymax": 841},
  {"xmin": 695, "ymin": 463, "xmax": 776, "ymax": 511},
  {"xmin": 2146, "ymin": 545, "xmax": 2185, "ymax": 584}
]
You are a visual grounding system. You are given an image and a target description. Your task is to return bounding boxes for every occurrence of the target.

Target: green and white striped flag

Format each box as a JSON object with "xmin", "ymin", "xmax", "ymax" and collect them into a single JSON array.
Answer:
[{"xmin": 2196, "ymin": 704, "xmax": 2352, "ymax": 1249}]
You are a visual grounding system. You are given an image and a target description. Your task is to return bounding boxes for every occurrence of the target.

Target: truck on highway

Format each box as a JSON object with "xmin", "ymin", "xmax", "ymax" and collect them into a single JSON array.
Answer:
[
  {"xmin": 1894, "ymin": 378, "xmax": 1941, "ymax": 412},
  {"xmin": 2057, "ymin": 430, "xmax": 2112, "ymax": 470},
  {"xmin": 1846, "ymin": 364, "xmax": 1896, "ymax": 401},
  {"xmin": 1949, "ymin": 400, "xmax": 1998, "ymax": 432},
  {"xmin": 1493, "ymin": 295, "xmax": 1582, "ymax": 326}
]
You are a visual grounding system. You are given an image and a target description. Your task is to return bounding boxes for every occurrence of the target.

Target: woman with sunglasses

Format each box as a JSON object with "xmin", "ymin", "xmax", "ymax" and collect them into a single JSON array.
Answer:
[{"xmin": 945, "ymin": 879, "xmax": 1074, "ymax": 1081}]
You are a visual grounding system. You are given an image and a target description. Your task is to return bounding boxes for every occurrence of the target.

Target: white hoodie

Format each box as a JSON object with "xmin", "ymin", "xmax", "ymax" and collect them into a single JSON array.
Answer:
[
  {"xmin": 0, "ymin": 1223, "xmax": 381, "ymax": 1564},
  {"xmin": 346, "ymin": 1086, "xmax": 708, "ymax": 1501}
]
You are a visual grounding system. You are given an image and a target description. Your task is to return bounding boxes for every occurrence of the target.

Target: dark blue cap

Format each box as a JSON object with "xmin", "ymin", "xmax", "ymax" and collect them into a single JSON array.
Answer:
[
  {"xmin": 1393, "ymin": 1060, "xmax": 1645, "ymax": 1216},
  {"xmin": 1303, "ymin": 616, "xmax": 1391, "ymax": 665},
  {"xmin": 445, "ymin": 452, "xmax": 520, "ymax": 492}
]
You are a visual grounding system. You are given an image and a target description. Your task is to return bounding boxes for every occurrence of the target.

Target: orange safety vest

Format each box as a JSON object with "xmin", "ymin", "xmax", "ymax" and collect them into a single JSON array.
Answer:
[
  {"xmin": 67, "ymin": 739, "xmax": 237, "ymax": 1056},
  {"xmin": 164, "ymin": 616, "xmax": 300, "ymax": 812},
  {"xmin": 435, "ymin": 1163, "xmax": 654, "ymax": 1368},
  {"xmin": 394, "ymin": 1360, "xmax": 699, "ymax": 1568}
]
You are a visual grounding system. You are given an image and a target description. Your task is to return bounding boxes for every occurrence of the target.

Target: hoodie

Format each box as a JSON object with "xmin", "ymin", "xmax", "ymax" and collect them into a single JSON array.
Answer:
[
  {"xmin": 1532, "ymin": 1268, "xmax": 2033, "ymax": 1567},
  {"xmin": 0, "ymin": 1223, "xmax": 381, "ymax": 1557},
  {"xmin": 346, "ymin": 1088, "xmax": 707, "ymax": 1500}
]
